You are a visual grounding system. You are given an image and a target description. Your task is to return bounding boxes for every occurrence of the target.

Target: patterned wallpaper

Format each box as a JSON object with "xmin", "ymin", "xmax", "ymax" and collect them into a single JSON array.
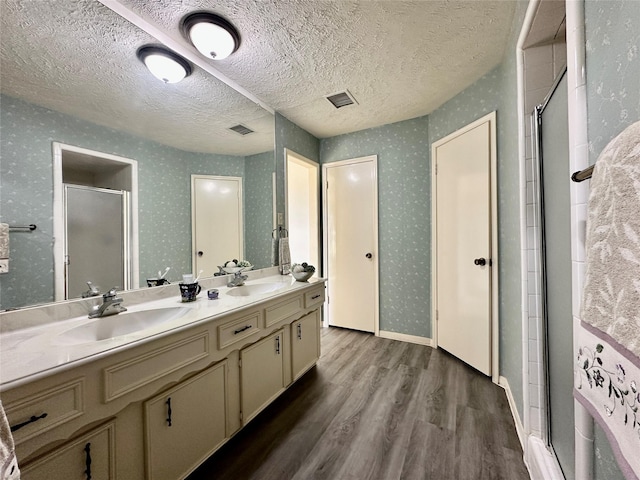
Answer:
[
  {"xmin": 245, "ymin": 150, "xmax": 276, "ymax": 269},
  {"xmin": 0, "ymin": 95, "xmax": 274, "ymax": 310},
  {"xmin": 586, "ymin": 0, "xmax": 640, "ymax": 163},
  {"xmin": 321, "ymin": 116, "xmax": 431, "ymax": 338},
  {"xmin": 585, "ymin": 1, "xmax": 639, "ymax": 478}
]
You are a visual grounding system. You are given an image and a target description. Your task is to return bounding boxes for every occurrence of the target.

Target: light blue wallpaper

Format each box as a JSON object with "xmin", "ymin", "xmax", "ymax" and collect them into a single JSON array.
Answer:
[
  {"xmin": 245, "ymin": 150, "xmax": 275, "ymax": 269},
  {"xmin": 320, "ymin": 116, "xmax": 431, "ymax": 338},
  {"xmin": 586, "ymin": 0, "xmax": 640, "ymax": 165},
  {"xmin": 585, "ymin": 1, "xmax": 639, "ymax": 478},
  {"xmin": 0, "ymin": 95, "xmax": 273, "ymax": 310},
  {"xmin": 274, "ymin": 113, "xmax": 320, "ymax": 219}
]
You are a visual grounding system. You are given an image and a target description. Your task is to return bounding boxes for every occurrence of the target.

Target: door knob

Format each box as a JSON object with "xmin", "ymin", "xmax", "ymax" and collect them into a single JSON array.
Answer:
[
  {"xmin": 365, "ymin": 253, "xmax": 373, "ymax": 259},
  {"xmin": 197, "ymin": 251, "xmax": 204, "ymax": 257},
  {"xmin": 474, "ymin": 258, "xmax": 487, "ymax": 266}
]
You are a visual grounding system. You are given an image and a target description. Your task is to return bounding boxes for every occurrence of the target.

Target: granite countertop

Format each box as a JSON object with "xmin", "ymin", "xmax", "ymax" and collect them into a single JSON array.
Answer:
[{"xmin": 0, "ymin": 273, "xmax": 325, "ymax": 391}]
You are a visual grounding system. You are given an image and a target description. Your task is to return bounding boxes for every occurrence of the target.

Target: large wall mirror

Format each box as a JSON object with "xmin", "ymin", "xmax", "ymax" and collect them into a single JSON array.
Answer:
[{"xmin": 0, "ymin": 0, "xmax": 277, "ymax": 311}]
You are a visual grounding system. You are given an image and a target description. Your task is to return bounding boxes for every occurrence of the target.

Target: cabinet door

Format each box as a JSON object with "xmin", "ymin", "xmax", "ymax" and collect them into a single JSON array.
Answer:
[
  {"xmin": 144, "ymin": 361, "xmax": 227, "ymax": 480},
  {"xmin": 21, "ymin": 420, "xmax": 115, "ymax": 480},
  {"xmin": 291, "ymin": 310, "xmax": 321, "ymax": 381},
  {"xmin": 240, "ymin": 329, "xmax": 286, "ymax": 424}
]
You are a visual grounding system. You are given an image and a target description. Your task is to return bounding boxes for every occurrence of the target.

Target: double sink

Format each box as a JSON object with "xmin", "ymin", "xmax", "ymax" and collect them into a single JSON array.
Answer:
[{"xmin": 54, "ymin": 281, "xmax": 288, "ymax": 345}]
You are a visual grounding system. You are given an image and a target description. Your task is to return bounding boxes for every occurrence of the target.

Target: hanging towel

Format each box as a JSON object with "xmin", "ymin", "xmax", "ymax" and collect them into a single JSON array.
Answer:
[
  {"xmin": 0, "ymin": 224, "xmax": 8, "ymax": 260},
  {"xmin": 574, "ymin": 120, "xmax": 640, "ymax": 480},
  {"xmin": 279, "ymin": 236, "xmax": 291, "ymax": 275},
  {"xmin": 0, "ymin": 401, "xmax": 20, "ymax": 480}
]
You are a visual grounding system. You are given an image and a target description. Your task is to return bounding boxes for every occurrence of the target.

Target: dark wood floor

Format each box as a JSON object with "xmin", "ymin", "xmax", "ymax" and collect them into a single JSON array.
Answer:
[{"xmin": 188, "ymin": 327, "xmax": 530, "ymax": 480}]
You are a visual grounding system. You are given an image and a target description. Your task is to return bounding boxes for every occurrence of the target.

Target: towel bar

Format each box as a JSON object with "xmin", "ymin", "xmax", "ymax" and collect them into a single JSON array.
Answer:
[
  {"xmin": 571, "ymin": 165, "xmax": 594, "ymax": 183},
  {"xmin": 9, "ymin": 224, "xmax": 37, "ymax": 231}
]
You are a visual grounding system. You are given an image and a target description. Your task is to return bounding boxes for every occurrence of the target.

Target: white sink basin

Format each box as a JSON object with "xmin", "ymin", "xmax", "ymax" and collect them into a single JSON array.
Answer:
[
  {"xmin": 226, "ymin": 283, "xmax": 287, "ymax": 297},
  {"xmin": 55, "ymin": 307, "xmax": 191, "ymax": 345}
]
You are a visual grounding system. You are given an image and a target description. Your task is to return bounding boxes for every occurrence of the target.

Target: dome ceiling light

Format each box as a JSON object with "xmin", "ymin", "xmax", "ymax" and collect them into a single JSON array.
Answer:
[
  {"xmin": 137, "ymin": 46, "xmax": 192, "ymax": 84},
  {"xmin": 181, "ymin": 12, "xmax": 240, "ymax": 61}
]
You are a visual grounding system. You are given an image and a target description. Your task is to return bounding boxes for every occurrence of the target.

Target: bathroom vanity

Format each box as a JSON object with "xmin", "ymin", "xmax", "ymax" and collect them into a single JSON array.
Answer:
[{"xmin": 0, "ymin": 273, "xmax": 325, "ymax": 480}]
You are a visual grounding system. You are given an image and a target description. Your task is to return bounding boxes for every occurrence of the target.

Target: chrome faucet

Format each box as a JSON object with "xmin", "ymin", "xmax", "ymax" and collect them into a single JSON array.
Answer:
[
  {"xmin": 81, "ymin": 281, "xmax": 101, "ymax": 298},
  {"xmin": 88, "ymin": 287, "xmax": 127, "ymax": 318},
  {"xmin": 227, "ymin": 271, "xmax": 248, "ymax": 287}
]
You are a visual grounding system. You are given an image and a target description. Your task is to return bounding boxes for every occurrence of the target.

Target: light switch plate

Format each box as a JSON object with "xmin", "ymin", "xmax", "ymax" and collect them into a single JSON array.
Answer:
[{"xmin": 0, "ymin": 259, "xmax": 8, "ymax": 274}]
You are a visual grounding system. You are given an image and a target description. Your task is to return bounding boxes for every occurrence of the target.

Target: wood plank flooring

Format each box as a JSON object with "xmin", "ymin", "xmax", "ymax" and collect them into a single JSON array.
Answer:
[{"xmin": 187, "ymin": 327, "xmax": 530, "ymax": 480}]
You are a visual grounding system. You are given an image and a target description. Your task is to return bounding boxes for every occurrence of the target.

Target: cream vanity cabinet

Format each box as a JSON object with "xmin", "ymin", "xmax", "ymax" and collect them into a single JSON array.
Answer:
[
  {"xmin": 20, "ymin": 420, "xmax": 115, "ymax": 480},
  {"xmin": 144, "ymin": 361, "xmax": 228, "ymax": 480},
  {"xmin": 4, "ymin": 280, "xmax": 325, "ymax": 480},
  {"xmin": 240, "ymin": 329, "xmax": 286, "ymax": 424},
  {"xmin": 291, "ymin": 310, "xmax": 321, "ymax": 382}
]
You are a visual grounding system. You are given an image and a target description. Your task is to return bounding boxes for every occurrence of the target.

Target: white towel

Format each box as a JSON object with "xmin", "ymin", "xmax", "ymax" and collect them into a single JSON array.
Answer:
[
  {"xmin": 279, "ymin": 237, "xmax": 291, "ymax": 275},
  {"xmin": 574, "ymin": 120, "xmax": 640, "ymax": 480},
  {"xmin": 0, "ymin": 401, "xmax": 20, "ymax": 480},
  {"xmin": 0, "ymin": 224, "xmax": 8, "ymax": 260}
]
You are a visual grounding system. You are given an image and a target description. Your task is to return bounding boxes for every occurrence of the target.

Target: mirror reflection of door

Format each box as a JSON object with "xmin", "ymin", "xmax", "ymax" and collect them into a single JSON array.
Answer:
[
  {"xmin": 285, "ymin": 150, "xmax": 319, "ymax": 270},
  {"xmin": 64, "ymin": 185, "xmax": 129, "ymax": 298},
  {"xmin": 191, "ymin": 175, "xmax": 243, "ymax": 277}
]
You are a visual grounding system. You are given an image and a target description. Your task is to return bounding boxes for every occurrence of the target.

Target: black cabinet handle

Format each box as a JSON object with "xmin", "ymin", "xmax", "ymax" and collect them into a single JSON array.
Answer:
[
  {"xmin": 474, "ymin": 258, "xmax": 487, "ymax": 266},
  {"xmin": 311, "ymin": 294, "xmax": 321, "ymax": 300},
  {"xmin": 197, "ymin": 251, "xmax": 204, "ymax": 257},
  {"xmin": 297, "ymin": 323, "xmax": 302, "ymax": 340},
  {"xmin": 275, "ymin": 335, "xmax": 281, "ymax": 355},
  {"xmin": 233, "ymin": 325, "xmax": 252, "ymax": 335},
  {"xmin": 10, "ymin": 412, "xmax": 48, "ymax": 432},
  {"xmin": 84, "ymin": 442, "xmax": 92, "ymax": 480},
  {"xmin": 166, "ymin": 397, "xmax": 172, "ymax": 427}
]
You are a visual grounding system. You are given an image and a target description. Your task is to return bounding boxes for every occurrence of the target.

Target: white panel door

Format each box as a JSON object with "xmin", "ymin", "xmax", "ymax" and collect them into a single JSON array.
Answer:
[
  {"xmin": 435, "ymin": 121, "xmax": 492, "ymax": 375},
  {"xmin": 325, "ymin": 157, "xmax": 378, "ymax": 333},
  {"xmin": 192, "ymin": 175, "xmax": 243, "ymax": 277}
]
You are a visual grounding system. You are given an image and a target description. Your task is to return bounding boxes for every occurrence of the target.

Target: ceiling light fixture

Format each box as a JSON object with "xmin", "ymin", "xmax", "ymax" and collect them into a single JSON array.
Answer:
[
  {"xmin": 181, "ymin": 12, "xmax": 240, "ymax": 61},
  {"xmin": 137, "ymin": 46, "xmax": 192, "ymax": 84}
]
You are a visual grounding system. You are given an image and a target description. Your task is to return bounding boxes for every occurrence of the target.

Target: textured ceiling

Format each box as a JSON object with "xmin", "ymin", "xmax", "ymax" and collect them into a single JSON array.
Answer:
[
  {"xmin": 1, "ymin": 0, "xmax": 516, "ymax": 153},
  {"xmin": 0, "ymin": 0, "xmax": 273, "ymax": 155}
]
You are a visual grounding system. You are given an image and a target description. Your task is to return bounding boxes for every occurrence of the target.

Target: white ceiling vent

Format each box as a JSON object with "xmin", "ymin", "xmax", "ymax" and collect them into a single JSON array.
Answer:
[
  {"xmin": 229, "ymin": 124, "xmax": 254, "ymax": 136},
  {"xmin": 325, "ymin": 90, "xmax": 358, "ymax": 109}
]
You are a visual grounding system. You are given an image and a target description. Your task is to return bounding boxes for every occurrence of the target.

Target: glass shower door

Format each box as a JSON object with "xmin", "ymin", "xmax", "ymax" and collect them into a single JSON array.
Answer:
[
  {"xmin": 64, "ymin": 184, "xmax": 128, "ymax": 299},
  {"xmin": 535, "ymin": 69, "xmax": 575, "ymax": 479}
]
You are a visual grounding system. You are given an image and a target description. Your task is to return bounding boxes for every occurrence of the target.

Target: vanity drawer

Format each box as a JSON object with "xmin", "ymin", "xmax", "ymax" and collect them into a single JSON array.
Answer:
[
  {"xmin": 103, "ymin": 331, "xmax": 209, "ymax": 402},
  {"xmin": 6, "ymin": 378, "xmax": 84, "ymax": 445},
  {"xmin": 304, "ymin": 285, "xmax": 325, "ymax": 309},
  {"xmin": 265, "ymin": 295, "xmax": 303, "ymax": 327},
  {"xmin": 218, "ymin": 310, "xmax": 262, "ymax": 350}
]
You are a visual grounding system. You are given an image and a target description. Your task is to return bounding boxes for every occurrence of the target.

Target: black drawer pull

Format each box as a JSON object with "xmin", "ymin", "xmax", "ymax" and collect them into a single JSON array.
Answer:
[
  {"xmin": 166, "ymin": 397, "xmax": 172, "ymax": 427},
  {"xmin": 233, "ymin": 325, "xmax": 253, "ymax": 335},
  {"xmin": 311, "ymin": 294, "xmax": 321, "ymax": 300},
  {"xmin": 84, "ymin": 442, "xmax": 92, "ymax": 480},
  {"xmin": 10, "ymin": 412, "xmax": 48, "ymax": 432}
]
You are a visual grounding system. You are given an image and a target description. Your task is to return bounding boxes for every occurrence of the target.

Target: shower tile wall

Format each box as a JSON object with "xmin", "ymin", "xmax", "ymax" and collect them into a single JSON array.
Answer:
[{"xmin": 523, "ymin": 41, "xmax": 566, "ymax": 437}]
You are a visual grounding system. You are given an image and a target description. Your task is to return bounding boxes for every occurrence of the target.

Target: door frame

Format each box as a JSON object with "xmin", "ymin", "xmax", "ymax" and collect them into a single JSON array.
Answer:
[
  {"xmin": 322, "ymin": 155, "xmax": 380, "ymax": 334},
  {"xmin": 284, "ymin": 148, "xmax": 320, "ymax": 269},
  {"xmin": 52, "ymin": 142, "xmax": 139, "ymax": 300},
  {"xmin": 431, "ymin": 111, "xmax": 499, "ymax": 382},
  {"xmin": 190, "ymin": 174, "xmax": 244, "ymax": 275}
]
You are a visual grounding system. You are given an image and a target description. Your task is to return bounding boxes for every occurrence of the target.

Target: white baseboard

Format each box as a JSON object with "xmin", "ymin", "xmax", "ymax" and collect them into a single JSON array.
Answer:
[
  {"xmin": 377, "ymin": 330, "xmax": 432, "ymax": 346},
  {"xmin": 499, "ymin": 375, "xmax": 525, "ymax": 448},
  {"xmin": 526, "ymin": 436, "xmax": 565, "ymax": 480}
]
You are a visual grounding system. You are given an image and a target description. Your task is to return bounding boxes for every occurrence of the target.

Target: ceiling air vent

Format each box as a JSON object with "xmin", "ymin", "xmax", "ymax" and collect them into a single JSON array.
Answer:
[
  {"xmin": 229, "ymin": 124, "xmax": 254, "ymax": 135},
  {"xmin": 325, "ymin": 90, "xmax": 357, "ymax": 109}
]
